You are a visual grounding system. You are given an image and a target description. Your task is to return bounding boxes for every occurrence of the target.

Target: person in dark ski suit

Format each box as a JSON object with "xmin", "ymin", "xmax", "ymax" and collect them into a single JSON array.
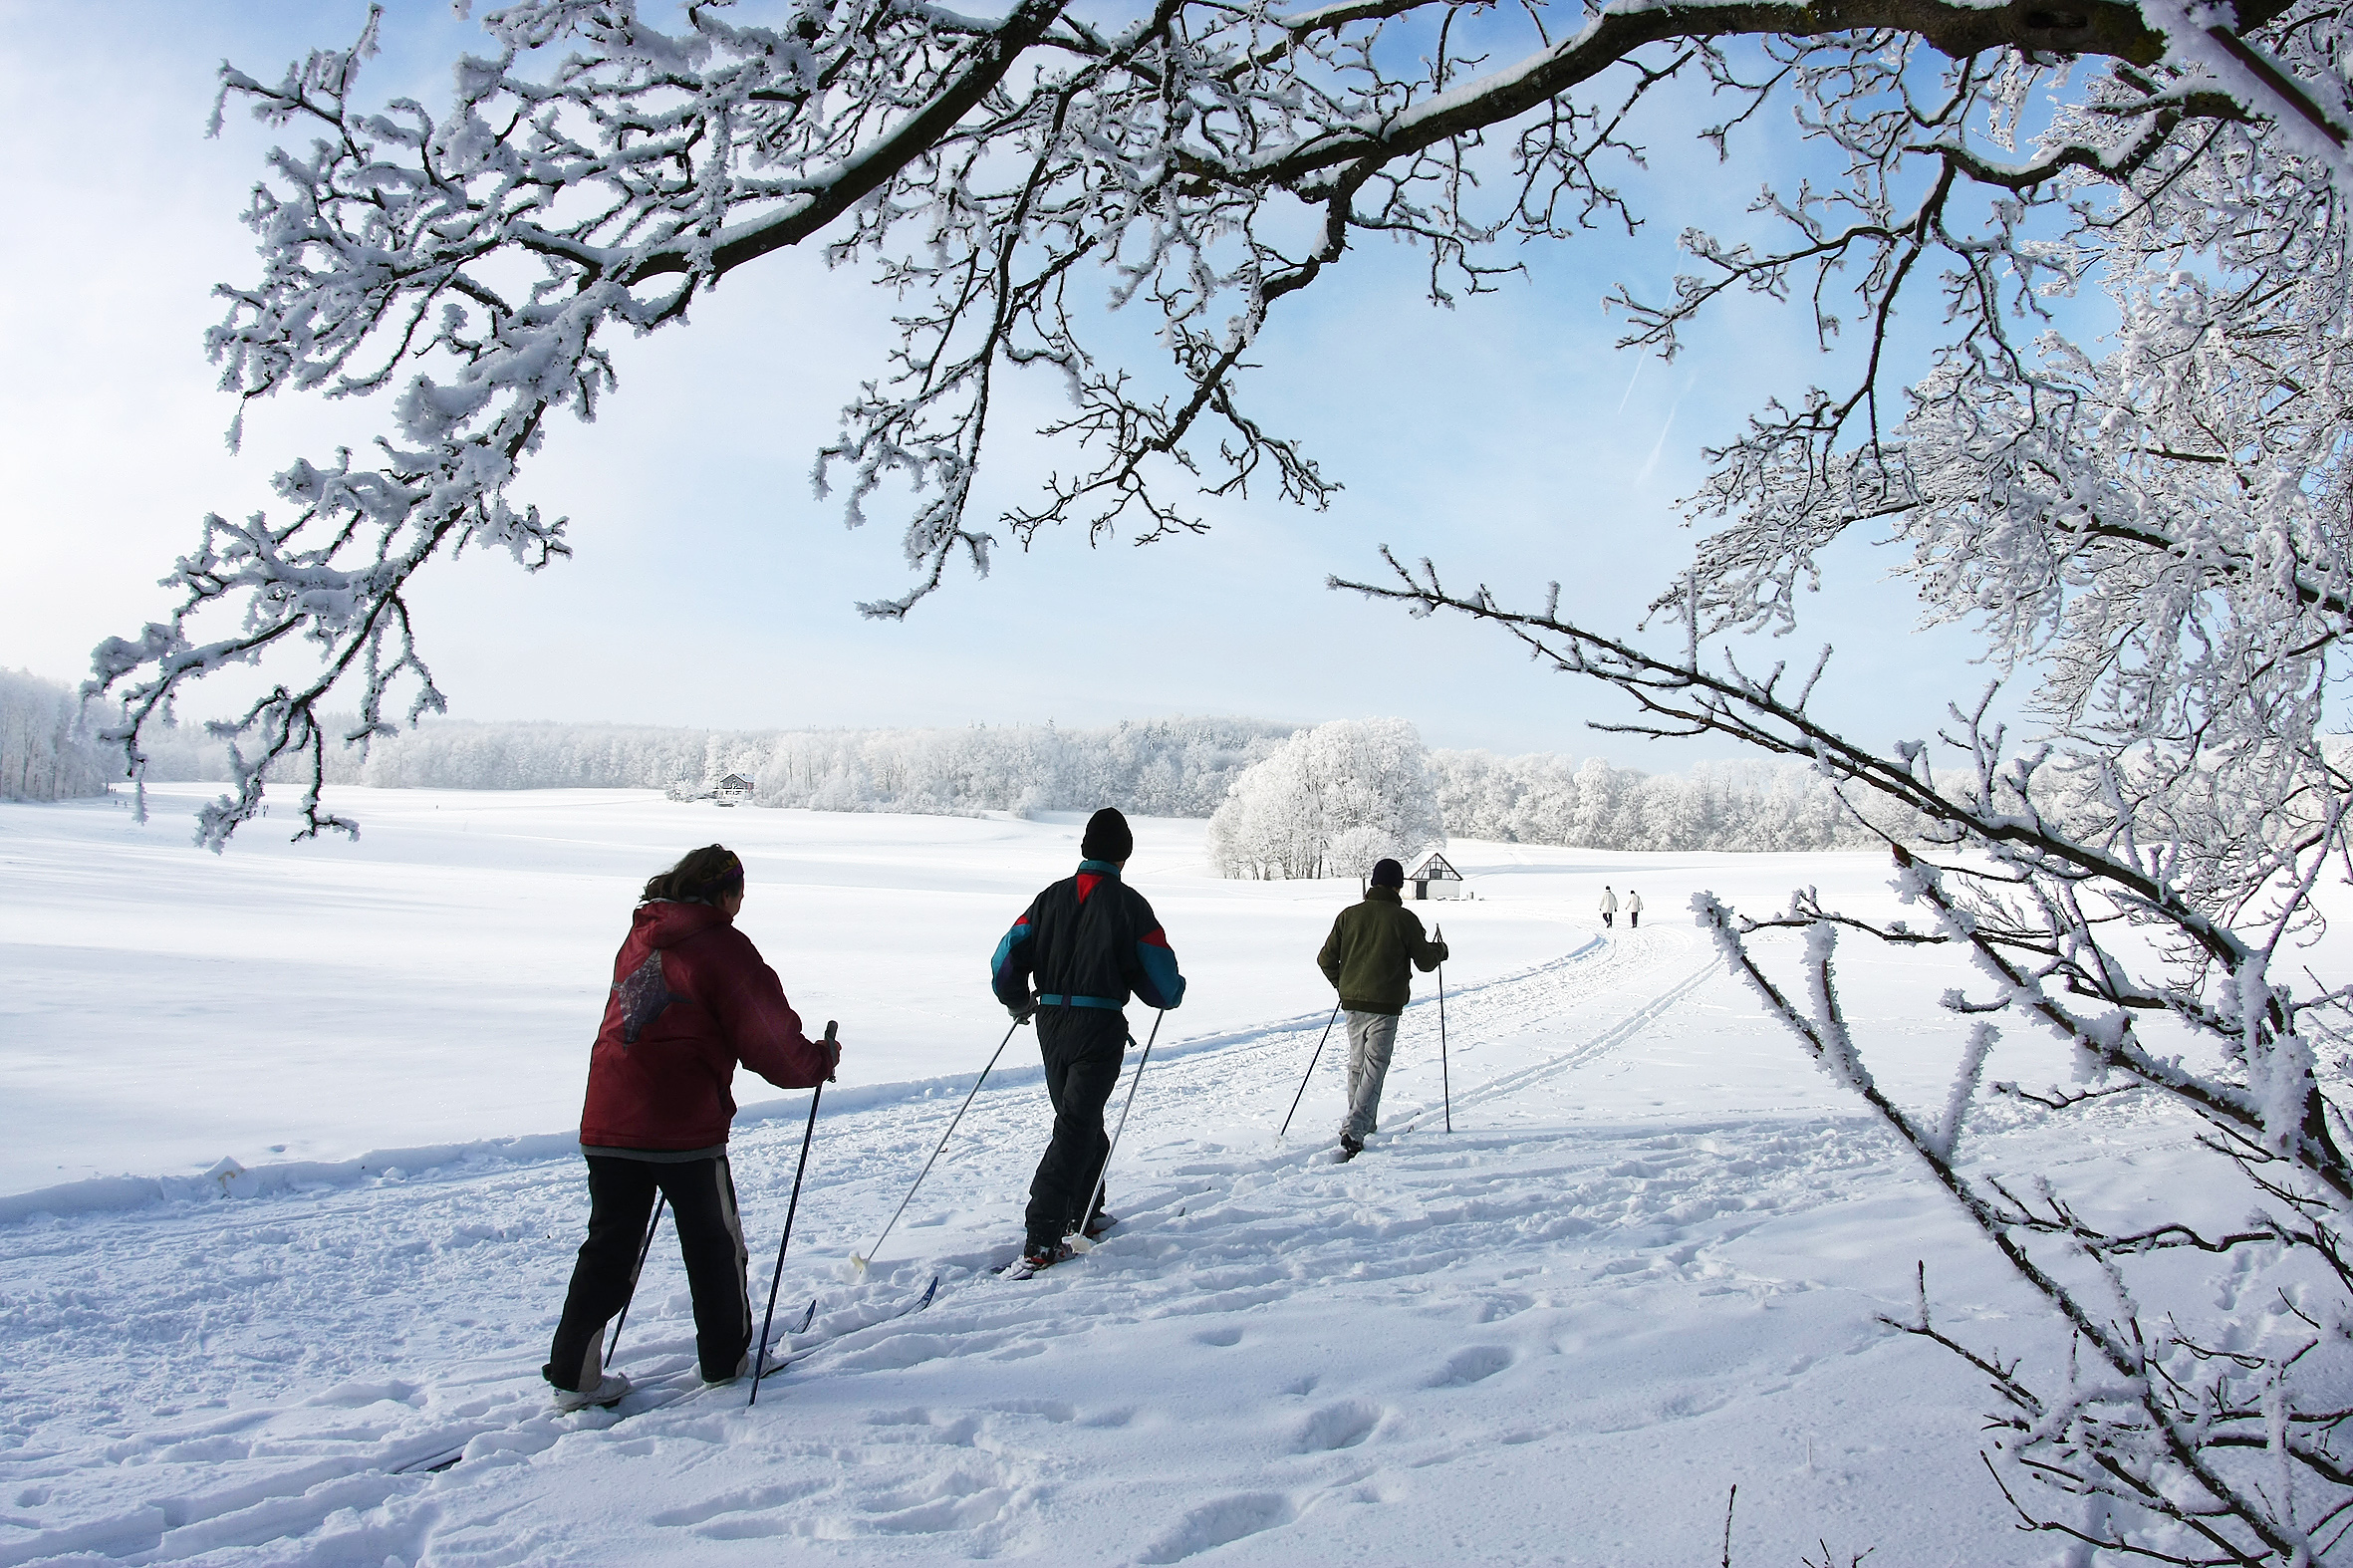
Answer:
[
  {"xmin": 544, "ymin": 845, "xmax": 842, "ymax": 1412},
  {"xmin": 1317, "ymin": 858, "xmax": 1448, "ymax": 1159},
  {"xmin": 990, "ymin": 808, "xmax": 1185, "ymax": 1270}
]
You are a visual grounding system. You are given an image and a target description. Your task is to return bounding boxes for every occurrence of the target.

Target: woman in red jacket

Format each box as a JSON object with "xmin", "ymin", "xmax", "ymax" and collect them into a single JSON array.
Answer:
[{"xmin": 545, "ymin": 844, "xmax": 841, "ymax": 1411}]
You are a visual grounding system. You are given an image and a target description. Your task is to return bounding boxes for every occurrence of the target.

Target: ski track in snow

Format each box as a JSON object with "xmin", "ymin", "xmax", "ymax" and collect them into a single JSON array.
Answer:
[{"xmin": 0, "ymin": 923, "xmax": 2036, "ymax": 1566}]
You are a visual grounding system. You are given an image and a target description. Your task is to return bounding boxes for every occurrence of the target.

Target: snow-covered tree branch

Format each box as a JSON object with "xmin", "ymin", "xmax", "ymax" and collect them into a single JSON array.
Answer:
[
  {"xmin": 1347, "ymin": 534, "xmax": 2353, "ymax": 1554},
  {"xmin": 90, "ymin": 0, "xmax": 2353, "ymax": 846},
  {"xmin": 1331, "ymin": 23, "xmax": 2353, "ymax": 1523}
]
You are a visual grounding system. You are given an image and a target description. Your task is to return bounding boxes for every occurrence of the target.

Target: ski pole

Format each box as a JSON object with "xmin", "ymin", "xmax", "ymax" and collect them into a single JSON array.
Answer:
[
  {"xmin": 604, "ymin": 1192, "xmax": 668, "ymax": 1366},
  {"xmin": 852, "ymin": 1011, "xmax": 1025, "ymax": 1276},
  {"xmin": 750, "ymin": 1020, "xmax": 834, "ymax": 1410},
  {"xmin": 1436, "ymin": 923, "xmax": 1451, "ymax": 1134},
  {"xmin": 1278, "ymin": 1000, "xmax": 1344, "ymax": 1139},
  {"xmin": 1072, "ymin": 1009, "xmax": 1164, "ymax": 1250}
]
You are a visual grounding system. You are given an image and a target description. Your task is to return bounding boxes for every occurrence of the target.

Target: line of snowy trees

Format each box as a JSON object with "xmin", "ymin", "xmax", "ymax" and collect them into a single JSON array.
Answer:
[
  {"xmin": 114, "ymin": 706, "xmax": 1902, "ymax": 855},
  {"xmin": 130, "ymin": 718, "xmax": 725, "ymax": 791},
  {"xmin": 341, "ymin": 723, "xmax": 726, "ymax": 793},
  {"xmin": 1433, "ymin": 750, "xmax": 1909, "ymax": 855},
  {"xmin": 0, "ymin": 671, "xmax": 111, "ymax": 802},
  {"xmin": 750, "ymin": 718, "xmax": 1290, "ymax": 817},
  {"xmin": 1203, "ymin": 720, "xmax": 1901, "ymax": 879},
  {"xmin": 129, "ymin": 715, "xmax": 1294, "ymax": 817}
]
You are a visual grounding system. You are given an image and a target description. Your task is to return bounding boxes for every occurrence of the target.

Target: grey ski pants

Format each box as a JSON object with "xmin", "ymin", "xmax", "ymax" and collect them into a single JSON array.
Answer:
[{"xmin": 1340, "ymin": 1010, "xmax": 1401, "ymax": 1141}]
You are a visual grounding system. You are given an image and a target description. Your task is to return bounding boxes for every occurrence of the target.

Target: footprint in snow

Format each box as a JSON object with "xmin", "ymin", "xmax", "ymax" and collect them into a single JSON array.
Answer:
[
  {"xmin": 1430, "ymin": 1345, "xmax": 1513, "ymax": 1387},
  {"xmin": 1291, "ymin": 1398, "xmax": 1382, "ymax": 1451},
  {"xmin": 1137, "ymin": 1492, "xmax": 1299, "ymax": 1563},
  {"xmin": 650, "ymin": 1478, "xmax": 829, "ymax": 1529}
]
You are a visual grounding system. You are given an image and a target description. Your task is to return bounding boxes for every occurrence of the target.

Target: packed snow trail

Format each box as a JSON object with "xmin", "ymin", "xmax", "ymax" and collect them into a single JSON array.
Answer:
[{"xmin": 0, "ymin": 916, "xmax": 2090, "ymax": 1566}]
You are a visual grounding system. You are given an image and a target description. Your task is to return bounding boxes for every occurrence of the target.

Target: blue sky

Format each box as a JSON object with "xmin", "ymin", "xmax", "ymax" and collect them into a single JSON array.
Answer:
[{"xmin": 0, "ymin": 0, "xmax": 1998, "ymax": 765}]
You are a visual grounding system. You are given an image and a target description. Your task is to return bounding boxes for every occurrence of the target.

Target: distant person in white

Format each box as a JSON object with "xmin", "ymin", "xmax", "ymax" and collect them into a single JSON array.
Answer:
[
  {"xmin": 1626, "ymin": 889, "xmax": 1643, "ymax": 928},
  {"xmin": 1599, "ymin": 886, "xmax": 1617, "ymax": 928}
]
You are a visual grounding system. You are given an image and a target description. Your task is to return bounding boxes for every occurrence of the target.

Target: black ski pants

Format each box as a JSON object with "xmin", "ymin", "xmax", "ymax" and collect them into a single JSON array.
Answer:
[
  {"xmin": 546, "ymin": 1153, "xmax": 750, "ymax": 1389},
  {"xmin": 1024, "ymin": 1007, "xmax": 1127, "ymax": 1249}
]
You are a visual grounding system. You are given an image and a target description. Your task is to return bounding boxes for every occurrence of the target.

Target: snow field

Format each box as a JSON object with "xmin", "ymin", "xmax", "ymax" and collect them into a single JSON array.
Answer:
[
  {"xmin": 0, "ymin": 787, "xmax": 2192, "ymax": 1563},
  {"xmin": 0, "ymin": 788, "xmax": 1587, "ymax": 1197}
]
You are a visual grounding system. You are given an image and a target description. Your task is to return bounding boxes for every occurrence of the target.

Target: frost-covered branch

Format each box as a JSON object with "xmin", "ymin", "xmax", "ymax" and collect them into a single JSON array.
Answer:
[
  {"xmin": 1696, "ymin": 886, "xmax": 2353, "ymax": 1563},
  {"xmin": 1345, "ymin": 396, "xmax": 2353, "ymax": 1557},
  {"xmin": 94, "ymin": 0, "xmax": 2353, "ymax": 843}
]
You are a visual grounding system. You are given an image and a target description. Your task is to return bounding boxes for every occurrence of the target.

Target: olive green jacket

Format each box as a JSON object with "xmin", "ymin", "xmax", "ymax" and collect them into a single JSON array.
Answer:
[{"xmin": 1317, "ymin": 886, "xmax": 1448, "ymax": 1016}]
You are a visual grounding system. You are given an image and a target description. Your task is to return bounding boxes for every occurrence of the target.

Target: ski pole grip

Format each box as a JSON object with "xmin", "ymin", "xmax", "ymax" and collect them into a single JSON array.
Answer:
[{"xmin": 824, "ymin": 1019, "xmax": 839, "ymax": 1081}]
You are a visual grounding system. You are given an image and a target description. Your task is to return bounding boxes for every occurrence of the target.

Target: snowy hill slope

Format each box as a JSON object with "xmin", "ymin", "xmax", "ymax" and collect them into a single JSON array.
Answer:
[{"xmin": 0, "ymin": 788, "xmax": 2185, "ymax": 1564}]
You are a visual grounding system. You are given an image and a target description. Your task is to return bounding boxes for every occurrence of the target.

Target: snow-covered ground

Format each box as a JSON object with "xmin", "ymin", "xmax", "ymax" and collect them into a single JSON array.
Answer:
[{"xmin": 0, "ymin": 787, "xmax": 2184, "ymax": 1564}]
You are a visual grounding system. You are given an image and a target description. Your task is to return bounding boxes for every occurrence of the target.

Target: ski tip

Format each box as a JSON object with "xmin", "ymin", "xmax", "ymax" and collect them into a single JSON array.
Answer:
[{"xmin": 917, "ymin": 1274, "xmax": 940, "ymax": 1308}]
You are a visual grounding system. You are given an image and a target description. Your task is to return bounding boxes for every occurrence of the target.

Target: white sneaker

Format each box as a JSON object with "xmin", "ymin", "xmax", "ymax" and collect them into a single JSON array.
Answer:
[{"xmin": 554, "ymin": 1371, "xmax": 631, "ymax": 1412}]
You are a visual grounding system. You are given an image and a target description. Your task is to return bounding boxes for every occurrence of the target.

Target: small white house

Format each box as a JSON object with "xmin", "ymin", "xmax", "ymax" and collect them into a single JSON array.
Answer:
[
  {"xmin": 1409, "ymin": 850, "xmax": 1465, "ymax": 901},
  {"xmin": 713, "ymin": 773, "xmax": 755, "ymax": 807}
]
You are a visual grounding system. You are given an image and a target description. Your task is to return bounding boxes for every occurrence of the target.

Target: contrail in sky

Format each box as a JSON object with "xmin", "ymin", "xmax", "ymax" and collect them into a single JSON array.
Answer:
[
  {"xmin": 1635, "ymin": 374, "xmax": 1696, "ymax": 486},
  {"xmin": 1615, "ymin": 357, "xmax": 1645, "ymax": 415}
]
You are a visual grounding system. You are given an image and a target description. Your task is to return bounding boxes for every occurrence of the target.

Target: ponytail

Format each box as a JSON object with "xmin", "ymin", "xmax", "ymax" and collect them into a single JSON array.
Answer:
[{"xmin": 642, "ymin": 845, "xmax": 745, "ymax": 905}]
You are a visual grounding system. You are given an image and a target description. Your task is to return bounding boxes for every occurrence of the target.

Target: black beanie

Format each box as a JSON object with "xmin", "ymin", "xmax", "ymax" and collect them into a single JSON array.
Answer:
[
  {"xmin": 1371, "ymin": 858, "xmax": 1405, "ymax": 888},
  {"xmin": 1081, "ymin": 807, "xmax": 1134, "ymax": 863}
]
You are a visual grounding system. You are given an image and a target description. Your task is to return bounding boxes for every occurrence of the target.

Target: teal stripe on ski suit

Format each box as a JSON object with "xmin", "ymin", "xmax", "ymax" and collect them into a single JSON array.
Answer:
[{"xmin": 989, "ymin": 915, "xmax": 1033, "ymax": 993}]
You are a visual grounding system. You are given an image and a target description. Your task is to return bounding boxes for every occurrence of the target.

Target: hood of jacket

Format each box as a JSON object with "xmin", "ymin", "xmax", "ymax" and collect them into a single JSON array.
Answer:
[{"xmin": 634, "ymin": 899, "xmax": 732, "ymax": 945}]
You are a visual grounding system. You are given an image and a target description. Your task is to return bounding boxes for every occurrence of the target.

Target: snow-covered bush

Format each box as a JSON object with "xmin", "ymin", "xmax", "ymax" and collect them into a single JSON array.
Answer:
[
  {"xmin": 1207, "ymin": 719, "xmax": 1441, "ymax": 879},
  {"xmin": 0, "ymin": 670, "xmax": 112, "ymax": 801}
]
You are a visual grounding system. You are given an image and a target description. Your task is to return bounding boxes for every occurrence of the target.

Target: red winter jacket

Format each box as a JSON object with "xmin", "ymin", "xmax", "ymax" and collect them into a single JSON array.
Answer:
[{"xmin": 580, "ymin": 901, "xmax": 833, "ymax": 1152}]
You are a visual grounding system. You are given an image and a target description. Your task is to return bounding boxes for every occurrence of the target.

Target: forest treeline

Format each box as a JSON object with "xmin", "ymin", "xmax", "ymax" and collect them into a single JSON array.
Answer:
[
  {"xmin": 10, "ymin": 671, "xmax": 1892, "ymax": 851},
  {"xmin": 132, "ymin": 711, "xmax": 1297, "ymax": 819},
  {"xmin": 0, "ymin": 670, "xmax": 114, "ymax": 802},
  {"xmin": 115, "ymin": 708, "xmax": 1299, "ymax": 817},
  {"xmin": 1434, "ymin": 749, "xmax": 1900, "ymax": 855}
]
